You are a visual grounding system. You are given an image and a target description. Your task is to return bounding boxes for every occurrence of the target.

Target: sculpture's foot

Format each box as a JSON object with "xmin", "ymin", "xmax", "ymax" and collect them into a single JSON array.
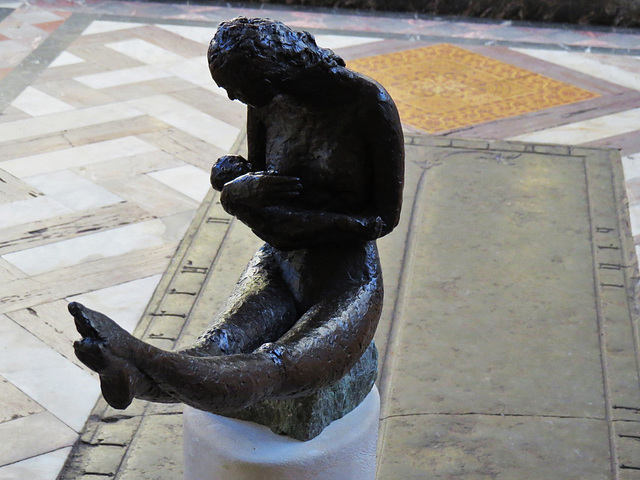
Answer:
[
  {"xmin": 69, "ymin": 302, "xmax": 140, "ymax": 409},
  {"xmin": 69, "ymin": 302, "xmax": 135, "ymax": 353}
]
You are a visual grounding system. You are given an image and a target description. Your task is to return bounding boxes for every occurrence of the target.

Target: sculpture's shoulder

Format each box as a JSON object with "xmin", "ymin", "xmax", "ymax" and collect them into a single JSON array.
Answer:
[
  {"xmin": 330, "ymin": 66, "xmax": 402, "ymax": 133},
  {"xmin": 336, "ymin": 66, "xmax": 398, "ymax": 110}
]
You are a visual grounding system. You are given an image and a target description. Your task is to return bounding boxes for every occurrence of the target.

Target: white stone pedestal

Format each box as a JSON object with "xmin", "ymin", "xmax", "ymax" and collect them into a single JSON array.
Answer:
[{"xmin": 183, "ymin": 386, "xmax": 380, "ymax": 480}]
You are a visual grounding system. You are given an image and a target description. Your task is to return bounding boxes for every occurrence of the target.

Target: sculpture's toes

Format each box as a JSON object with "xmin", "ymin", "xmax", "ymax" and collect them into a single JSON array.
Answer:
[
  {"xmin": 69, "ymin": 302, "xmax": 103, "ymax": 340},
  {"xmin": 74, "ymin": 336, "xmax": 134, "ymax": 409},
  {"xmin": 68, "ymin": 302, "xmax": 131, "ymax": 351},
  {"xmin": 74, "ymin": 337, "xmax": 109, "ymax": 372}
]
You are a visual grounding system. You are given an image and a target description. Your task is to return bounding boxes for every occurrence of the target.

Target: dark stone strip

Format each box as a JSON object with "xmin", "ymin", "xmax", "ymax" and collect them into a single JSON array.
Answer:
[
  {"xmin": 0, "ymin": 13, "xmax": 97, "ymax": 112},
  {"xmin": 0, "ymin": 7, "xmax": 14, "ymax": 22}
]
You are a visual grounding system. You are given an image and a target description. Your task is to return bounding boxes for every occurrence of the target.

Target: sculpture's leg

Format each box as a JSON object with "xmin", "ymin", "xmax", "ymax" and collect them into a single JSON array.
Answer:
[
  {"xmin": 71, "ymin": 245, "xmax": 298, "ymax": 409},
  {"xmin": 183, "ymin": 244, "xmax": 298, "ymax": 357},
  {"xmin": 259, "ymin": 268, "xmax": 383, "ymax": 397},
  {"xmin": 71, "ymin": 244, "xmax": 382, "ymax": 413}
]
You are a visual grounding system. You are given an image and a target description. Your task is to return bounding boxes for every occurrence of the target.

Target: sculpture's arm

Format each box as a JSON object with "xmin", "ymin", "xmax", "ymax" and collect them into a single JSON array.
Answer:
[
  {"xmin": 365, "ymin": 87, "xmax": 405, "ymax": 236},
  {"xmin": 220, "ymin": 88, "xmax": 404, "ymax": 250},
  {"xmin": 222, "ymin": 202, "xmax": 383, "ymax": 251}
]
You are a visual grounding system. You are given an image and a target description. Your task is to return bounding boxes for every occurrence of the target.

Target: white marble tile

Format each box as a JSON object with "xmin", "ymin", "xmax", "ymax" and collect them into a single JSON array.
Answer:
[
  {"xmin": 1, "ymin": 22, "xmax": 45, "ymax": 43},
  {"xmin": 0, "ymin": 196, "xmax": 72, "ymax": 229},
  {"xmin": 11, "ymin": 7, "xmax": 62, "ymax": 24},
  {"xmin": 74, "ymin": 64, "xmax": 171, "ymax": 89},
  {"xmin": 147, "ymin": 164, "xmax": 210, "ymax": 202},
  {"xmin": 157, "ymin": 56, "xmax": 228, "ymax": 97},
  {"xmin": 511, "ymin": 48, "xmax": 640, "ymax": 92},
  {"xmin": 507, "ymin": 108, "xmax": 640, "ymax": 145},
  {"xmin": 1, "ymin": 136, "xmax": 156, "ymax": 178},
  {"xmin": 630, "ymin": 203, "xmax": 640, "ymax": 236},
  {"xmin": 107, "ymin": 38, "xmax": 184, "ymax": 65},
  {"xmin": 103, "ymin": 174, "xmax": 199, "ymax": 217},
  {"xmin": 0, "ymin": 102, "xmax": 144, "ymax": 143},
  {"xmin": 24, "ymin": 169, "xmax": 96, "ymax": 195},
  {"xmin": 622, "ymin": 153, "xmax": 640, "ymax": 181},
  {"xmin": 0, "ymin": 40, "xmax": 32, "ymax": 69},
  {"xmin": 68, "ymin": 274, "xmax": 162, "ymax": 333},
  {"xmin": 3, "ymin": 217, "xmax": 188, "ymax": 275},
  {"xmin": 49, "ymin": 51, "xmax": 85, "ymax": 68},
  {"xmin": 25, "ymin": 169, "xmax": 124, "ymax": 210},
  {"xmin": 0, "ymin": 315, "xmax": 100, "ymax": 432},
  {"xmin": 51, "ymin": 186, "xmax": 124, "ymax": 211},
  {"xmin": 127, "ymin": 95, "xmax": 240, "ymax": 151},
  {"xmin": 314, "ymin": 34, "xmax": 383, "ymax": 50},
  {"xmin": 11, "ymin": 86, "xmax": 75, "ymax": 117},
  {"xmin": 82, "ymin": 20, "xmax": 144, "ymax": 35},
  {"xmin": 0, "ymin": 447, "xmax": 72, "ymax": 480},
  {"xmin": 157, "ymin": 23, "xmax": 216, "ymax": 44}
]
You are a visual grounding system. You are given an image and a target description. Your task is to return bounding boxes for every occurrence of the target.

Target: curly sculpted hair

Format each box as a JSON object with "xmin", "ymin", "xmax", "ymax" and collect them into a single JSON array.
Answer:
[{"xmin": 208, "ymin": 17, "xmax": 345, "ymax": 82}]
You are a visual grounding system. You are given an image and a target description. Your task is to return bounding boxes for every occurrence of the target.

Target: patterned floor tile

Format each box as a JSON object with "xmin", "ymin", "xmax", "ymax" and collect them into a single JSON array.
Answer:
[
  {"xmin": 67, "ymin": 275, "xmax": 162, "ymax": 334},
  {"xmin": 507, "ymin": 107, "xmax": 640, "ymax": 144},
  {"xmin": 147, "ymin": 164, "xmax": 211, "ymax": 203},
  {"xmin": 0, "ymin": 103, "xmax": 145, "ymax": 143},
  {"xmin": 0, "ymin": 412, "xmax": 76, "ymax": 467},
  {"xmin": 512, "ymin": 48, "xmax": 640, "ymax": 92},
  {"xmin": 0, "ymin": 314, "xmax": 99, "ymax": 431},
  {"xmin": 348, "ymin": 43, "xmax": 599, "ymax": 133},
  {"xmin": 0, "ymin": 374, "xmax": 43, "ymax": 423},
  {"xmin": 0, "ymin": 447, "xmax": 72, "ymax": 480},
  {"xmin": 0, "ymin": 195, "xmax": 72, "ymax": 229},
  {"xmin": 11, "ymin": 85, "xmax": 75, "ymax": 116},
  {"xmin": 3, "ymin": 216, "xmax": 190, "ymax": 275},
  {"xmin": 7, "ymin": 299, "xmax": 97, "ymax": 372},
  {"xmin": 127, "ymin": 94, "xmax": 240, "ymax": 150},
  {"xmin": 81, "ymin": 20, "xmax": 145, "ymax": 36}
]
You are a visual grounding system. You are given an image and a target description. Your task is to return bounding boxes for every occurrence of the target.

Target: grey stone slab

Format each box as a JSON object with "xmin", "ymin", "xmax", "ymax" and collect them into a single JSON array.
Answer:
[
  {"xmin": 0, "ymin": 8, "xmax": 13, "ymax": 23},
  {"xmin": 117, "ymin": 413, "xmax": 183, "ymax": 480},
  {"xmin": 614, "ymin": 420, "xmax": 640, "ymax": 470},
  {"xmin": 377, "ymin": 414, "xmax": 611, "ymax": 480},
  {"xmin": 385, "ymin": 145, "xmax": 607, "ymax": 419}
]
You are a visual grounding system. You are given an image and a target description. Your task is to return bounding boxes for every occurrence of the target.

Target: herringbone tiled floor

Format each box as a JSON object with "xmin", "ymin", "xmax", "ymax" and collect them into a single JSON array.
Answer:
[{"xmin": 2, "ymin": 1, "xmax": 640, "ymax": 479}]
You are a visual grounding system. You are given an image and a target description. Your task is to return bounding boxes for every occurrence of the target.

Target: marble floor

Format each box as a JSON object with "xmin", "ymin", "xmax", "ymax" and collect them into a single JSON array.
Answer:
[{"xmin": 1, "ymin": 1, "xmax": 640, "ymax": 479}]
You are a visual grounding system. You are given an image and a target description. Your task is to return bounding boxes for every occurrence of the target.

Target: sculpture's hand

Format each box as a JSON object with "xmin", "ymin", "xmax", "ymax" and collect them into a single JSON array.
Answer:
[{"xmin": 221, "ymin": 172, "xmax": 302, "ymax": 210}]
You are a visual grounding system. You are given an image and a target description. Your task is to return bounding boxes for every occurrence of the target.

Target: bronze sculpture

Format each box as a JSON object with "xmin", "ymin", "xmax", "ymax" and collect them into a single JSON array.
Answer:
[{"xmin": 70, "ymin": 17, "xmax": 404, "ymax": 440}]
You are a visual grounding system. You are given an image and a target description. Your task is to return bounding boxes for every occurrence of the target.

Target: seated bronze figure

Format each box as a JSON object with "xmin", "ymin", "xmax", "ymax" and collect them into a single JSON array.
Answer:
[{"xmin": 69, "ymin": 17, "xmax": 404, "ymax": 440}]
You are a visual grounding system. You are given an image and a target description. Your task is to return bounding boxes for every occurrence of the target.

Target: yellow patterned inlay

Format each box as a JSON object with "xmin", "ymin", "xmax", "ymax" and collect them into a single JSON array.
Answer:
[{"xmin": 347, "ymin": 44, "xmax": 599, "ymax": 133}]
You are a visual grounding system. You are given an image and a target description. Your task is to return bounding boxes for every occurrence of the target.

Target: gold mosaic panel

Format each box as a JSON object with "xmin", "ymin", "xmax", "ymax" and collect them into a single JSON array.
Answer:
[{"xmin": 347, "ymin": 44, "xmax": 599, "ymax": 133}]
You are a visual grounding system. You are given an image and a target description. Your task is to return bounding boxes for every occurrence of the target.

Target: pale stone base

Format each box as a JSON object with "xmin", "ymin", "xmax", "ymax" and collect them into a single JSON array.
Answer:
[{"xmin": 183, "ymin": 386, "xmax": 380, "ymax": 480}]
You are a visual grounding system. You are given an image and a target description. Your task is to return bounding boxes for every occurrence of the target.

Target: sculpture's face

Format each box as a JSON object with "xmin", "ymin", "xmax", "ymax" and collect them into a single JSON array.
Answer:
[{"xmin": 211, "ymin": 56, "xmax": 278, "ymax": 108}]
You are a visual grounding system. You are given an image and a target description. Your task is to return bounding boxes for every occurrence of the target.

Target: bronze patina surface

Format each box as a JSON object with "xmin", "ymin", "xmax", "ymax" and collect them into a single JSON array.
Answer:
[{"xmin": 68, "ymin": 17, "xmax": 404, "ymax": 441}]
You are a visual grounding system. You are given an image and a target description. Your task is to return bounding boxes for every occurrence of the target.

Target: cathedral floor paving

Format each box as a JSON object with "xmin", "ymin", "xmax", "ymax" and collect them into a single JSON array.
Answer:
[{"xmin": 1, "ymin": 1, "xmax": 639, "ymax": 479}]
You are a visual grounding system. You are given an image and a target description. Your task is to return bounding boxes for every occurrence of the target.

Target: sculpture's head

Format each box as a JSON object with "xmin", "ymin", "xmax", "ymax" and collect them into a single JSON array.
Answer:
[{"xmin": 208, "ymin": 17, "xmax": 345, "ymax": 106}]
